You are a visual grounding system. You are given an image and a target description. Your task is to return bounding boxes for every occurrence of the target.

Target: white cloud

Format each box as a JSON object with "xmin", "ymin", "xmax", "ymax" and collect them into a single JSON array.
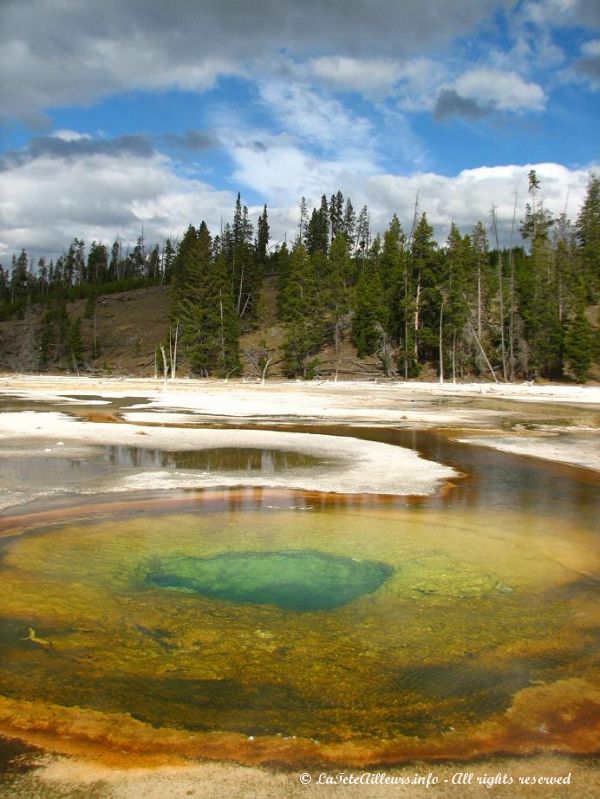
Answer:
[
  {"xmin": 258, "ymin": 81, "xmax": 374, "ymax": 155},
  {"xmin": 52, "ymin": 130, "xmax": 92, "ymax": 142},
  {"xmin": 309, "ymin": 56, "xmax": 400, "ymax": 96},
  {"xmin": 224, "ymin": 131, "xmax": 377, "ymax": 208},
  {"xmin": 394, "ymin": 58, "xmax": 449, "ymax": 111},
  {"xmin": 363, "ymin": 163, "xmax": 590, "ymax": 243},
  {"xmin": 0, "ymin": 151, "xmax": 235, "ymax": 260},
  {"xmin": 453, "ymin": 68, "xmax": 546, "ymax": 112},
  {"xmin": 1, "ymin": 137, "xmax": 592, "ymax": 262}
]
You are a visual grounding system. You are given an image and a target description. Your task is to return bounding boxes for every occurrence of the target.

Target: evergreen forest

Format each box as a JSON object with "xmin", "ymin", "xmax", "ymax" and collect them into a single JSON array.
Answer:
[{"xmin": 1, "ymin": 171, "xmax": 599, "ymax": 383}]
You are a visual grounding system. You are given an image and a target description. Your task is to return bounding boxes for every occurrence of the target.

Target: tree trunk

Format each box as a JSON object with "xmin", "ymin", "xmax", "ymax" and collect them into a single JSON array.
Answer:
[
  {"xmin": 477, "ymin": 257, "xmax": 482, "ymax": 340},
  {"xmin": 452, "ymin": 330, "xmax": 456, "ymax": 384},
  {"xmin": 237, "ymin": 263, "xmax": 245, "ymax": 316},
  {"xmin": 491, "ymin": 207, "xmax": 508, "ymax": 382},
  {"xmin": 468, "ymin": 319, "xmax": 498, "ymax": 382},
  {"xmin": 414, "ymin": 274, "xmax": 421, "ymax": 361},
  {"xmin": 508, "ymin": 193, "xmax": 518, "ymax": 381},
  {"xmin": 219, "ymin": 293, "xmax": 225, "ymax": 364},
  {"xmin": 171, "ymin": 321, "xmax": 179, "ymax": 381},
  {"xmin": 159, "ymin": 343, "xmax": 168, "ymax": 385},
  {"xmin": 509, "ymin": 249, "xmax": 515, "ymax": 381},
  {"xmin": 438, "ymin": 296, "xmax": 445, "ymax": 384},
  {"xmin": 261, "ymin": 356, "xmax": 272, "ymax": 385}
]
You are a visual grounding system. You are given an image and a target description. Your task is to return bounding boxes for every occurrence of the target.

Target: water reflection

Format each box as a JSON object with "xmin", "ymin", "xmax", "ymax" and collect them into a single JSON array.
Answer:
[
  {"xmin": 105, "ymin": 445, "xmax": 322, "ymax": 472},
  {"xmin": 268, "ymin": 424, "xmax": 600, "ymax": 531}
]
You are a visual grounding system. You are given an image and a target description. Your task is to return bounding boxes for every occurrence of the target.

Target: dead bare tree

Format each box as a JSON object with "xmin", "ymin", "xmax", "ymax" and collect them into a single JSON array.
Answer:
[
  {"xmin": 168, "ymin": 321, "xmax": 179, "ymax": 380},
  {"xmin": 158, "ymin": 343, "xmax": 168, "ymax": 384},
  {"xmin": 490, "ymin": 206, "xmax": 508, "ymax": 382}
]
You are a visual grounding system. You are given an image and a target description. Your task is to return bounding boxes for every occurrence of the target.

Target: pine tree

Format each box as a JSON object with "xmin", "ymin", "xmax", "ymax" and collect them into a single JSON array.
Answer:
[
  {"xmin": 329, "ymin": 190, "xmax": 344, "ymax": 242},
  {"xmin": 297, "ymin": 197, "xmax": 308, "ymax": 245},
  {"xmin": 40, "ymin": 293, "xmax": 70, "ymax": 367},
  {"xmin": 411, "ymin": 213, "xmax": 437, "ymax": 366},
  {"xmin": 576, "ymin": 173, "xmax": 600, "ymax": 301},
  {"xmin": 355, "ymin": 205, "xmax": 370, "ymax": 257},
  {"xmin": 256, "ymin": 204, "xmax": 270, "ymax": 266},
  {"xmin": 129, "ymin": 235, "xmax": 146, "ymax": 279},
  {"xmin": 109, "ymin": 239, "xmax": 121, "ymax": 281},
  {"xmin": 213, "ymin": 251, "xmax": 241, "ymax": 376},
  {"xmin": 519, "ymin": 170, "xmax": 563, "ymax": 378},
  {"xmin": 0, "ymin": 265, "xmax": 9, "ymax": 305},
  {"xmin": 64, "ymin": 238, "xmax": 85, "ymax": 285},
  {"xmin": 343, "ymin": 198, "xmax": 356, "ymax": 250},
  {"xmin": 163, "ymin": 238, "xmax": 176, "ymax": 283},
  {"xmin": 322, "ymin": 234, "xmax": 352, "ymax": 356},
  {"xmin": 68, "ymin": 317, "xmax": 84, "ymax": 370},
  {"xmin": 352, "ymin": 263, "xmax": 387, "ymax": 358},
  {"xmin": 87, "ymin": 242, "xmax": 108, "ymax": 284},
  {"xmin": 471, "ymin": 221, "xmax": 489, "ymax": 342},
  {"xmin": 10, "ymin": 250, "xmax": 29, "ymax": 304},
  {"xmin": 305, "ymin": 195, "xmax": 329, "ymax": 256},
  {"xmin": 380, "ymin": 215, "xmax": 405, "ymax": 326},
  {"xmin": 227, "ymin": 194, "xmax": 258, "ymax": 321},
  {"xmin": 147, "ymin": 244, "xmax": 160, "ymax": 280},
  {"xmin": 441, "ymin": 224, "xmax": 471, "ymax": 382},
  {"xmin": 281, "ymin": 244, "xmax": 322, "ymax": 377},
  {"xmin": 564, "ymin": 308, "xmax": 593, "ymax": 382}
]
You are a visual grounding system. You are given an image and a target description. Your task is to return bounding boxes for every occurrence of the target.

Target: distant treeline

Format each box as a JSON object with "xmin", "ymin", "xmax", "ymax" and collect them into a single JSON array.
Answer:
[{"xmin": 1, "ymin": 171, "xmax": 599, "ymax": 381}]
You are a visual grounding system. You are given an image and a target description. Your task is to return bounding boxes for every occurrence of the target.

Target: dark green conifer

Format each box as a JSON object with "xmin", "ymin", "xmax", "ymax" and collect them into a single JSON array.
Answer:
[
  {"xmin": 564, "ymin": 308, "xmax": 593, "ymax": 382},
  {"xmin": 576, "ymin": 174, "xmax": 600, "ymax": 301},
  {"xmin": 352, "ymin": 264, "xmax": 387, "ymax": 358},
  {"xmin": 281, "ymin": 244, "xmax": 322, "ymax": 377}
]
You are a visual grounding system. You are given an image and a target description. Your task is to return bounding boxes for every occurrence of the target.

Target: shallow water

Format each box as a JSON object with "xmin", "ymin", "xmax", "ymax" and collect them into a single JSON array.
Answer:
[
  {"xmin": 146, "ymin": 549, "xmax": 394, "ymax": 611},
  {"xmin": 108, "ymin": 445, "xmax": 323, "ymax": 472},
  {"xmin": 0, "ymin": 419, "xmax": 599, "ymax": 768}
]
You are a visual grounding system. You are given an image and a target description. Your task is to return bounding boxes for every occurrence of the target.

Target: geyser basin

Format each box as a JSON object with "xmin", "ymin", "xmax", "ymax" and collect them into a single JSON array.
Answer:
[
  {"xmin": 145, "ymin": 550, "xmax": 394, "ymax": 611},
  {"xmin": 0, "ymin": 492, "xmax": 599, "ymax": 767}
]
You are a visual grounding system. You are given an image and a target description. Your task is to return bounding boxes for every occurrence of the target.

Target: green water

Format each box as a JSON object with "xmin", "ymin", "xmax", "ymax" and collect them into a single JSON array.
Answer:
[
  {"xmin": 0, "ymin": 423, "xmax": 598, "ymax": 767},
  {"xmin": 146, "ymin": 549, "xmax": 394, "ymax": 610}
]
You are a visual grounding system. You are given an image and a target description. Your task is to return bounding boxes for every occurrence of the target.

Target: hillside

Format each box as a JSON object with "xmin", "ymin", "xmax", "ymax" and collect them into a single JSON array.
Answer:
[
  {"xmin": 0, "ymin": 279, "xmax": 388, "ymax": 380},
  {"xmin": 2, "ymin": 275, "xmax": 598, "ymax": 382}
]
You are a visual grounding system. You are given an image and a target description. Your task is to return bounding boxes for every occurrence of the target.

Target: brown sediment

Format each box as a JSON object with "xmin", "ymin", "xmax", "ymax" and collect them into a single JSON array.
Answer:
[
  {"xmin": 0, "ymin": 487, "xmax": 414, "ymax": 539},
  {"xmin": 0, "ymin": 503, "xmax": 598, "ymax": 770},
  {"xmin": 77, "ymin": 411, "xmax": 124, "ymax": 424},
  {"xmin": 0, "ymin": 678, "xmax": 599, "ymax": 769}
]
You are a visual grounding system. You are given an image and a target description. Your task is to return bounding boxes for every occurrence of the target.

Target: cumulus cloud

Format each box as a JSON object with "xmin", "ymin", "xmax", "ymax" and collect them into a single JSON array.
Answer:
[
  {"xmin": 433, "ymin": 69, "xmax": 546, "ymax": 120},
  {"xmin": 0, "ymin": 130, "xmax": 591, "ymax": 262},
  {"xmin": 0, "ymin": 0, "xmax": 510, "ymax": 122},
  {"xmin": 363, "ymin": 163, "xmax": 590, "ymax": 244},
  {"xmin": 453, "ymin": 68, "xmax": 546, "ymax": 112},
  {"xmin": 225, "ymin": 131, "xmax": 378, "ymax": 208},
  {"xmin": 308, "ymin": 57, "xmax": 400, "ymax": 96},
  {"xmin": 0, "ymin": 147, "xmax": 235, "ymax": 260}
]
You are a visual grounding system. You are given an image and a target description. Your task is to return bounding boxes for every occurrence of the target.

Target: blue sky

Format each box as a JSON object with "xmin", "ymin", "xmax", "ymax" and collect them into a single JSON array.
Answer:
[{"xmin": 0, "ymin": 0, "xmax": 599, "ymax": 260}]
